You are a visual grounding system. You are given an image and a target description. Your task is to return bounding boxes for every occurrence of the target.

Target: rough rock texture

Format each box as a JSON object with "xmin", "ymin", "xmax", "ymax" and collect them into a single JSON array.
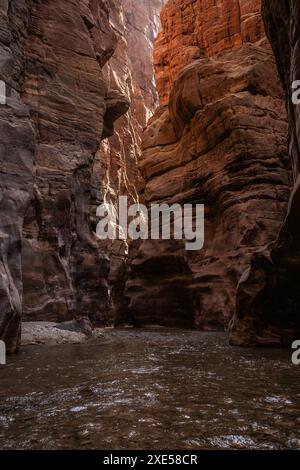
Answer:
[
  {"xmin": 90, "ymin": 0, "xmax": 165, "ymax": 317},
  {"xmin": 154, "ymin": 0, "xmax": 265, "ymax": 104},
  {"xmin": 123, "ymin": 0, "xmax": 292, "ymax": 330},
  {"xmin": 0, "ymin": 0, "xmax": 165, "ymax": 352},
  {"xmin": 230, "ymin": 0, "xmax": 300, "ymax": 346},
  {"xmin": 0, "ymin": 0, "xmax": 131, "ymax": 352},
  {"xmin": 21, "ymin": 322, "xmax": 87, "ymax": 346},
  {"xmin": 21, "ymin": 0, "xmax": 127, "ymax": 326},
  {"xmin": 0, "ymin": 0, "xmax": 34, "ymax": 353}
]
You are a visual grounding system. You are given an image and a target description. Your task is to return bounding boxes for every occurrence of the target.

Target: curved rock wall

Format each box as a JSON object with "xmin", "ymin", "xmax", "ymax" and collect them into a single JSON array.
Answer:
[
  {"xmin": 230, "ymin": 0, "xmax": 300, "ymax": 346},
  {"xmin": 90, "ymin": 0, "xmax": 165, "ymax": 316},
  {"xmin": 0, "ymin": 0, "xmax": 130, "ymax": 352},
  {"xmin": 0, "ymin": 0, "xmax": 34, "ymax": 353},
  {"xmin": 123, "ymin": 0, "xmax": 292, "ymax": 331},
  {"xmin": 155, "ymin": 0, "xmax": 265, "ymax": 104},
  {"xmin": 0, "ymin": 0, "xmax": 165, "ymax": 352},
  {"xmin": 21, "ymin": 0, "xmax": 127, "ymax": 327},
  {"xmin": 1, "ymin": 0, "xmax": 296, "ymax": 350}
]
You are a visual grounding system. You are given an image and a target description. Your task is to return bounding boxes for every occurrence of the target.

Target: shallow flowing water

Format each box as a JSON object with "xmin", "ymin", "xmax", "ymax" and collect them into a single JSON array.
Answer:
[{"xmin": 0, "ymin": 330, "xmax": 300, "ymax": 450}]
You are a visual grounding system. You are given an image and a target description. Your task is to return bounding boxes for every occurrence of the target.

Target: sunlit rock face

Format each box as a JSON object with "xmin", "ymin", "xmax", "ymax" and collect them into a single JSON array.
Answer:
[
  {"xmin": 123, "ymin": 0, "xmax": 292, "ymax": 331},
  {"xmin": 0, "ymin": 0, "xmax": 130, "ymax": 352},
  {"xmin": 0, "ymin": 0, "xmax": 166, "ymax": 351},
  {"xmin": 154, "ymin": 0, "xmax": 265, "ymax": 105},
  {"xmin": 230, "ymin": 0, "xmax": 300, "ymax": 346},
  {"xmin": 90, "ymin": 0, "xmax": 165, "ymax": 317}
]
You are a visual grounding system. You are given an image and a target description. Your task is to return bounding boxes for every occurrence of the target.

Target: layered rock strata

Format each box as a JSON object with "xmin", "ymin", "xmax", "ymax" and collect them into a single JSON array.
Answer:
[
  {"xmin": 90, "ymin": 0, "xmax": 165, "ymax": 317},
  {"xmin": 230, "ymin": 0, "xmax": 300, "ymax": 345},
  {"xmin": 123, "ymin": 0, "xmax": 292, "ymax": 331},
  {"xmin": 0, "ymin": 0, "xmax": 34, "ymax": 353},
  {"xmin": 0, "ymin": 0, "xmax": 166, "ymax": 352},
  {"xmin": 0, "ymin": 0, "xmax": 130, "ymax": 352}
]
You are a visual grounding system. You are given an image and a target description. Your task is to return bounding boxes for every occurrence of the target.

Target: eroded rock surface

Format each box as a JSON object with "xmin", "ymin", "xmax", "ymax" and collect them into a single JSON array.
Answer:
[
  {"xmin": 123, "ymin": 0, "xmax": 292, "ymax": 331},
  {"xmin": 230, "ymin": 0, "xmax": 300, "ymax": 345},
  {"xmin": 0, "ymin": 1, "xmax": 34, "ymax": 352},
  {"xmin": 155, "ymin": 0, "xmax": 265, "ymax": 104},
  {"xmin": 0, "ymin": 0, "xmax": 131, "ymax": 351},
  {"xmin": 0, "ymin": 0, "xmax": 166, "ymax": 352},
  {"xmin": 90, "ymin": 0, "xmax": 165, "ymax": 318}
]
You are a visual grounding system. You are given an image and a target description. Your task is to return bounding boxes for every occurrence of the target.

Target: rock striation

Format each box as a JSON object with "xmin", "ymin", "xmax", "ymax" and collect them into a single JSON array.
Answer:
[
  {"xmin": 90, "ymin": 0, "xmax": 165, "ymax": 317},
  {"xmin": 0, "ymin": 0, "xmax": 132, "ymax": 352},
  {"xmin": 0, "ymin": 0, "xmax": 35, "ymax": 353},
  {"xmin": 123, "ymin": 0, "xmax": 292, "ymax": 331},
  {"xmin": 20, "ymin": 0, "xmax": 127, "ymax": 329},
  {"xmin": 1, "ymin": 0, "xmax": 297, "ymax": 350},
  {"xmin": 0, "ymin": 0, "xmax": 165, "ymax": 352},
  {"xmin": 154, "ymin": 0, "xmax": 265, "ymax": 105},
  {"xmin": 230, "ymin": 0, "xmax": 300, "ymax": 345}
]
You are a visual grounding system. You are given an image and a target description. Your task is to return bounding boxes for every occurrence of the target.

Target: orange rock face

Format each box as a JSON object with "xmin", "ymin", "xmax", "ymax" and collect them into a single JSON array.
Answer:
[
  {"xmin": 230, "ymin": 0, "xmax": 300, "ymax": 346},
  {"xmin": 123, "ymin": 0, "xmax": 291, "ymax": 332},
  {"xmin": 155, "ymin": 0, "xmax": 265, "ymax": 104}
]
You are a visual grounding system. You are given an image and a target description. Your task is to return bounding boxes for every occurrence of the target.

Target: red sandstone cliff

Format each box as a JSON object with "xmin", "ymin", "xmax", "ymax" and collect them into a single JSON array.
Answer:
[
  {"xmin": 230, "ymin": 0, "xmax": 300, "ymax": 345},
  {"xmin": 0, "ymin": 0, "xmax": 165, "ymax": 352},
  {"xmin": 1, "ymin": 0, "xmax": 297, "ymax": 351},
  {"xmin": 123, "ymin": 0, "xmax": 292, "ymax": 333},
  {"xmin": 154, "ymin": 0, "xmax": 265, "ymax": 105}
]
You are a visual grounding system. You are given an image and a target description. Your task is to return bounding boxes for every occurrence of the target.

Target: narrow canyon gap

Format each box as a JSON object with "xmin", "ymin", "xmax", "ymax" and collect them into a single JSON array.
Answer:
[
  {"xmin": 122, "ymin": 0, "xmax": 292, "ymax": 341},
  {"xmin": 0, "ymin": 0, "xmax": 300, "ymax": 352},
  {"xmin": 0, "ymin": 0, "xmax": 164, "ymax": 352}
]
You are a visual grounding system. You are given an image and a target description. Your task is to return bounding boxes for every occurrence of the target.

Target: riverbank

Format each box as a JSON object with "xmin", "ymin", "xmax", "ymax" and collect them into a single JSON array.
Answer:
[
  {"xmin": 20, "ymin": 322, "xmax": 188, "ymax": 347},
  {"xmin": 21, "ymin": 322, "xmax": 114, "ymax": 347}
]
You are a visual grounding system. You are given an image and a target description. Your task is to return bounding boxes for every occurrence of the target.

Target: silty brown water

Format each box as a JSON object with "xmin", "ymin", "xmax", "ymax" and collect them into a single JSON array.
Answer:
[{"xmin": 0, "ymin": 330, "xmax": 300, "ymax": 449}]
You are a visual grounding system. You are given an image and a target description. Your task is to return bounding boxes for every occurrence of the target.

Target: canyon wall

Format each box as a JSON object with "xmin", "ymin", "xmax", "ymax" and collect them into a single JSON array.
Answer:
[
  {"xmin": 0, "ymin": 0, "xmax": 165, "ymax": 352},
  {"xmin": 230, "ymin": 0, "xmax": 300, "ymax": 345},
  {"xmin": 90, "ymin": 0, "xmax": 165, "ymax": 317},
  {"xmin": 123, "ymin": 0, "xmax": 292, "ymax": 332},
  {"xmin": 20, "ymin": 0, "xmax": 128, "ymax": 332},
  {"xmin": 0, "ymin": 0, "xmax": 123, "ymax": 352},
  {"xmin": 0, "ymin": 0, "xmax": 34, "ymax": 353},
  {"xmin": 1, "ymin": 0, "xmax": 297, "ymax": 351}
]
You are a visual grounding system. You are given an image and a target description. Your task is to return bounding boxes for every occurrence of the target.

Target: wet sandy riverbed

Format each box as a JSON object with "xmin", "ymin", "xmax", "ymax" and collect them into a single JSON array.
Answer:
[{"xmin": 0, "ymin": 329, "xmax": 300, "ymax": 449}]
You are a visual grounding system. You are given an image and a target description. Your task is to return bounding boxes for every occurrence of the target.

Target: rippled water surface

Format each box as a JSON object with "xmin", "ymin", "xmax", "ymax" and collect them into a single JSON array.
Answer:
[{"xmin": 1, "ymin": 330, "xmax": 300, "ymax": 449}]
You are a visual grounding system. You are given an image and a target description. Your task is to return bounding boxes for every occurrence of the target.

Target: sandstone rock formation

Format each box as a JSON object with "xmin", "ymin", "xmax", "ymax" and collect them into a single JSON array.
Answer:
[
  {"xmin": 123, "ymin": 0, "xmax": 292, "ymax": 331},
  {"xmin": 0, "ymin": 0, "xmax": 131, "ymax": 352},
  {"xmin": 230, "ymin": 0, "xmax": 300, "ymax": 346},
  {"xmin": 0, "ymin": 0, "xmax": 35, "ymax": 353},
  {"xmin": 90, "ymin": 0, "xmax": 165, "ymax": 316},
  {"xmin": 154, "ymin": 0, "xmax": 265, "ymax": 104},
  {"xmin": 1, "ymin": 0, "xmax": 296, "ymax": 351},
  {"xmin": 0, "ymin": 0, "xmax": 166, "ymax": 352}
]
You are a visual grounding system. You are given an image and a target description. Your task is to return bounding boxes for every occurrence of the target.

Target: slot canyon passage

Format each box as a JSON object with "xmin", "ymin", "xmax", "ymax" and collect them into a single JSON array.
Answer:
[{"xmin": 1, "ymin": 0, "xmax": 300, "ymax": 451}]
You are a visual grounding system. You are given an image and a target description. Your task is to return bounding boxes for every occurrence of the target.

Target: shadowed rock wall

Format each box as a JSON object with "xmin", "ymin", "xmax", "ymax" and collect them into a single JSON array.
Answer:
[
  {"xmin": 230, "ymin": 0, "xmax": 300, "ymax": 346},
  {"xmin": 0, "ymin": 0, "xmax": 129, "ymax": 352},
  {"xmin": 123, "ymin": 0, "xmax": 292, "ymax": 333}
]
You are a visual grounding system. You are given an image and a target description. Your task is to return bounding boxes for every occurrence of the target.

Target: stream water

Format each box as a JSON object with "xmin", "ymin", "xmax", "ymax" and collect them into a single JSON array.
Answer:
[{"xmin": 0, "ymin": 330, "xmax": 300, "ymax": 450}]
